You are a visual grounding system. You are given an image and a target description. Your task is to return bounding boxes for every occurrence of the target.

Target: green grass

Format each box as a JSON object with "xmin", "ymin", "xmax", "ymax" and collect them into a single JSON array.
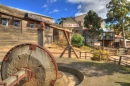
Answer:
[{"xmin": 80, "ymin": 45, "xmax": 93, "ymax": 52}]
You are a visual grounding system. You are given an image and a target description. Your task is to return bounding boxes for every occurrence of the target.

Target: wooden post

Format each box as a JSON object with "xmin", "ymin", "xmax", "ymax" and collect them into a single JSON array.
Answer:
[
  {"xmin": 59, "ymin": 31, "xmax": 78, "ymax": 58},
  {"xmin": 98, "ymin": 53, "xmax": 101, "ymax": 61},
  {"xmin": 118, "ymin": 56, "xmax": 122, "ymax": 65},
  {"xmin": 37, "ymin": 22, "xmax": 45, "ymax": 47},
  {"xmin": 21, "ymin": 20, "xmax": 22, "ymax": 33},
  {"xmin": 80, "ymin": 51, "xmax": 81, "ymax": 58},
  {"xmin": 59, "ymin": 46, "xmax": 68, "ymax": 58},
  {"xmin": 49, "ymin": 24, "xmax": 78, "ymax": 58},
  {"xmin": 68, "ymin": 45, "xmax": 71, "ymax": 58}
]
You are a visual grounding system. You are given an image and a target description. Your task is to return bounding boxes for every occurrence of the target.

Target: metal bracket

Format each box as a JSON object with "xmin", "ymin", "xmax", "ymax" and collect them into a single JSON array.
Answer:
[{"xmin": 29, "ymin": 44, "xmax": 36, "ymax": 50}]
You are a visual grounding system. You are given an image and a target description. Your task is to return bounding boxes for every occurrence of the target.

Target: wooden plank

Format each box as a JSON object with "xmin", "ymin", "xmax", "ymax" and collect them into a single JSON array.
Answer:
[
  {"xmin": 49, "ymin": 24, "xmax": 71, "ymax": 32},
  {"xmin": 25, "ymin": 13, "xmax": 53, "ymax": 24},
  {"xmin": 1, "ymin": 14, "xmax": 12, "ymax": 19},
  {"xmin": 71, "ymin": 46, "xmax": 79, "ymax": 58},
  {"xmin": 0, "ymin": 5, "xmax": 24, "ymax": 18},
  {"xmin": 0, "ymin": 70, "xmax": 26, "ymax": 86},
  {"xmin": 59, "ymin": 45, "xmax": 68, "ymax": 58}
]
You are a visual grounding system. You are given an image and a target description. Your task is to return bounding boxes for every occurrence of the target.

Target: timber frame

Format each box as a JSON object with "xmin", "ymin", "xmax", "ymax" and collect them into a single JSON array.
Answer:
[
  {"xmin": 49, "ymin": 24, "xmax": 79, "ymax": 58},
  {"xmin": 0, "ymin": 4, "xmax": 79, "ymax": 58}
]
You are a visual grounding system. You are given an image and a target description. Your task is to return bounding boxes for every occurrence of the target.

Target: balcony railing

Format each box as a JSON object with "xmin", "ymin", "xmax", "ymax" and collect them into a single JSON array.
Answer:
[{"xmin": 100, "ymin": 36, "xmax": 114, "ymax": 40}]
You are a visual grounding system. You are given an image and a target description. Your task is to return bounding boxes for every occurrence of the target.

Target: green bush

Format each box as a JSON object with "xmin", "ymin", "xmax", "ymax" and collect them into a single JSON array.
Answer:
[
  {"xmin": 71, "ymin": 34, "xmax": 84, "ymax": 47},
  {"xmin": 91, "ymin": 49, "xmax": 109, "ymax": 61}
]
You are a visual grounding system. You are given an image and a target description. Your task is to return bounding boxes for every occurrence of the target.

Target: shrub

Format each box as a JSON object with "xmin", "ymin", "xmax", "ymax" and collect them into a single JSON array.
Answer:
[
  {"xmin": 91, "ymin": 49, "xmax": 109, "ymax": 61},
  {"xmin": 71, "ymin": 34, "xmax": 84, "ymax": 47}
]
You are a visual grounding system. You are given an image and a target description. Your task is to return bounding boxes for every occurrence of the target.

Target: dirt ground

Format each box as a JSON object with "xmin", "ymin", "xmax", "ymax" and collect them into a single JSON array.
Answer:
[
  {"xmin": 0, "ymin": 44, "xmax": 130, "ymax": 86},
  {"xmin": 56, "ymin": 58, "xmax": 130, "ymax": 86},
  {"xmin": 47, "ymin": 45, "xmax": 130, "ymax": 86}
]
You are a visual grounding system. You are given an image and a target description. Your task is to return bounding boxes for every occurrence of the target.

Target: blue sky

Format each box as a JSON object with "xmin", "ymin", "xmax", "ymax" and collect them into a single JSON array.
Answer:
[{"xmin": 0, "ymin": 0, "xmax": 118, "ymax": 21}]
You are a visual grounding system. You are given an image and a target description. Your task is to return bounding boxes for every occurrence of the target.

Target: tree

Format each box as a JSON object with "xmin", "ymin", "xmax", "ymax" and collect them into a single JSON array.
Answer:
[
  {"xmin": 71, "ymin": 34, "xmax": 84, "ymax": 47},
  {"xmin": 106, "ymin": 0, "xmax": 130, "ymax": 47},
  {"xmin": 56, "ymin": 17, "xmax": 66, "ymax": 24},
  {"xmin": 84, "ymin": 10, "xmax": 103, "ymax": 46}
]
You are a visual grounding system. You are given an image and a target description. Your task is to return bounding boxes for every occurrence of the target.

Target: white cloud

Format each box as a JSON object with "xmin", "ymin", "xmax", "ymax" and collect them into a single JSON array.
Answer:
[
  {"xmin": 65, "ymin": 8, "xmax": 68, "ymax": 11},
  {"xmin": 67, "ymin": 0, "xmax": 110, "ymax": 19},
  {"xmin": 47, "ymin": 0, "xmax": 57, "ymax": 3},
  {"xmin": 75, "ymin": 13, "xmax": 86, "ymax": 16},
  {"xmin": 53, "ymin": 9, "xmax": 59, "ymax": 13},
  {"xmin": 42, "ymin": 4, "xmax": 48, "ymax": 8},
  {"xmin": 77, "ymin": 4, "xmax": 81, "ymax": 9},
  {"xmin": 42, "ymin": 0, "xmax": 57, "ymax": 10},
  {"xmin": 49, "ymin": 9, "xmax": 59, "ymax": 14}
]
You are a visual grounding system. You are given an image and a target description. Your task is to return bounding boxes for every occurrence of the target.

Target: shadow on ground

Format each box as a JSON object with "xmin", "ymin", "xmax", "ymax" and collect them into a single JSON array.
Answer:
[
  {"xmin": 116, "ymin": 82, "xmax": 130, "ymax": 86},
  {"xmin": 57, "ymin": 59, "xmax": 130, "ymax": 77}
]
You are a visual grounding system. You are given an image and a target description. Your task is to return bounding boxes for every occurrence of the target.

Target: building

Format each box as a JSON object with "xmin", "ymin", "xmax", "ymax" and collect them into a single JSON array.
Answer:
[
  {"xmin": 74, "ymin": 14, "xmax": 86, "ymax": 30},
  {"xmin": 74, "ymin": 14, "xmax": 106, "ymax": 45},
  {"xmin": 0, "ymin": 4, "xmax": 54, "ymax": 46},
  {"xmin": 54, "ymin": 17, "xmax": 81, "ymax": 44}
]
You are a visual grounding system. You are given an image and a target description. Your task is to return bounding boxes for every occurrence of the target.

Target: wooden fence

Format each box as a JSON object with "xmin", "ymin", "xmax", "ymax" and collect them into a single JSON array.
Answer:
[{"xmin": 118, "ymin": 56, "xmax": 130, "ymax": 65}]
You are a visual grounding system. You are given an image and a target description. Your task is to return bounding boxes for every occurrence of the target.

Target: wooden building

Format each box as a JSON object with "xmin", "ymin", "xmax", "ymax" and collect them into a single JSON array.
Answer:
[
  {"xmin": 99, "ymin": 32, "xmax": 115, "ymax": 47},
  {"xmin": 60, "ymin": 17, "xmax": 81, "ymax": 34},
  {"xmin": 0, "ymin": 4, "xmax": 54, "ymax": 46},
  {"xmin": 53, "ymin": 17, "xmax": 81, "ymax": 45}
]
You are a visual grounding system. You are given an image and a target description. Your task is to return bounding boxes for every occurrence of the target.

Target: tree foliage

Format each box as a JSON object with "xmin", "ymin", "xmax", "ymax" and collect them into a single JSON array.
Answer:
[
  {"xmin": 84, "ymin": 10, "xmax": 103, "ymax": 40},
  {"xmin": 71, "ymin": 34, "xmax": 84, "ymax": 47},
  {"xmin": 106, "ymin": 0, "xmax": 130, "ymax": 33},
  {"xmin": 56, "ymin": 17, "xmax": 66, "ymax": 24},
  {"xmin": 84, "ymin": 10, "xmax": 102, "ymax": 30}
]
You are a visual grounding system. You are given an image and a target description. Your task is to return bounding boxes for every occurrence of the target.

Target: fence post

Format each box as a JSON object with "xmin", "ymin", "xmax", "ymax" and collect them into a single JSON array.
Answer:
[
  {"xmin": 98, "ymin": 53, "xmax": 101, "ymax": 61},
  {"xmin": 79, "ymin": 51, "xmax": 81, "ymax": 58},
  {"xmin": 118, "ymin": 56, "xmax": 122, "ymax": 65}
]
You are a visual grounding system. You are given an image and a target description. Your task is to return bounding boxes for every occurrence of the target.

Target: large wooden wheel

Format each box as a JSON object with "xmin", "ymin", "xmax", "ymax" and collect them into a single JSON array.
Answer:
[{"xmin": 1, "ymin": 43, "xmax": 58, "ymax": 86}]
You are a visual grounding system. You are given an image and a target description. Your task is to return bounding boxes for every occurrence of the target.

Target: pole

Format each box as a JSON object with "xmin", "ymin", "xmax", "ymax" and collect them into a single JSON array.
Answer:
[
  {"xmin": 118, "ymin": 56, "xmax": 122, "ymax": 65},
  {"xmin": 37, "ymin": 22, "xmax": 45, "ymax": 47}
]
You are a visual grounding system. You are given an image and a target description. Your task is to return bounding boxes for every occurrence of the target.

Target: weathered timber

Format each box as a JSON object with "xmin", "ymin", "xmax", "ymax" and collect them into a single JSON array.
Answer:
[{"xmin": 1, "ymin": 43, "xmax": 58, "ymax": 86}]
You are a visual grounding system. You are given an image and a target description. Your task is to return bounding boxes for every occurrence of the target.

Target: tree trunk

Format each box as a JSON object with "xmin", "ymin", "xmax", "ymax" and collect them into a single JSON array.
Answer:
[{"xmin": 122, "ymin": 22, "xmax": 126, "ymax": 48}]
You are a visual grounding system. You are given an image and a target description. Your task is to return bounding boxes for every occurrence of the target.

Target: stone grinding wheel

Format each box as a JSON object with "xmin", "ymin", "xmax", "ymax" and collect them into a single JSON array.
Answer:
[{"xmin": 1, "ymin": 43, "xmax": 58, "ymax": 86}]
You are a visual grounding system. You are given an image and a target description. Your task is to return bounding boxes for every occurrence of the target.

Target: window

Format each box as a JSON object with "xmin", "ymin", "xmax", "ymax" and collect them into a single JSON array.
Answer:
[
  {"xmin": 2, "ymin": 18, "xmax": 8, "ymax": 26},
  {"xmin": 30, "ymin": 23, "xmax": 35, "ymax": 28},
  {"xmin": 14, "ymin": 20, "xmax": 20, "ymax": 26}
]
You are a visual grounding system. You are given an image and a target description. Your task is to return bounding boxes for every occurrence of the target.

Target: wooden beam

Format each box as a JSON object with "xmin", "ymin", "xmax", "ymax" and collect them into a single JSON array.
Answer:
[
  {"xmin": 37, "ymin": 23, "xmax": 44, "ymax": 47},
  {"xmin": 59, "ymin": 30, "xmax": 79, "ymax": 58},
  {"xmin": 49, "ymin": 24, "xmax": 71, "ymax": 33}
]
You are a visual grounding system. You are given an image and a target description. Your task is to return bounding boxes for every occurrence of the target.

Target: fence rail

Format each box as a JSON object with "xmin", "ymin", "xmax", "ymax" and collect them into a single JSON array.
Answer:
[{"xmin": 118, "ymin": 56, "xmax": 130, "ymax": 65}]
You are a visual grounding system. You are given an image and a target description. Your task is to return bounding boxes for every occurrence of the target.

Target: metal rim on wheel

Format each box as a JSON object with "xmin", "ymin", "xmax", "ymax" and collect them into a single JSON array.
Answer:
[{"xmin": 1, "ymin": 43, "xmax": 58, "ymax": 86}]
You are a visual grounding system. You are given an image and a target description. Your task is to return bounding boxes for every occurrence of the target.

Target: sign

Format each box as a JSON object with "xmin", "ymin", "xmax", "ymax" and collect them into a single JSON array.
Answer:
[
  {"xmin": 115, "ymin": 38, "xmax": 120, "ymax": 42},
  {"xmin": 63, "ymin": 23, "xmax": 79, "ymax": 27},
  {"xmin": 94, "ymin": 42, "xmax": 100, "ymax": 46}
]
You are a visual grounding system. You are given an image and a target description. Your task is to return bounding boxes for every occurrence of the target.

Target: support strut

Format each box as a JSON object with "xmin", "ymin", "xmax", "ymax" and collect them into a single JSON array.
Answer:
[{"xmin": 0, "ymin": 68, "xmax": 32, "ymax": 86}]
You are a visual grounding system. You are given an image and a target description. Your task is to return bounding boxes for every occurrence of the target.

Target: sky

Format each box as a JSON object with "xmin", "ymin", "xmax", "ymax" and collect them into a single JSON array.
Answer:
[{"xmin": 0, "ymin": 0, "xmax": 129, "ymax": 21}]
